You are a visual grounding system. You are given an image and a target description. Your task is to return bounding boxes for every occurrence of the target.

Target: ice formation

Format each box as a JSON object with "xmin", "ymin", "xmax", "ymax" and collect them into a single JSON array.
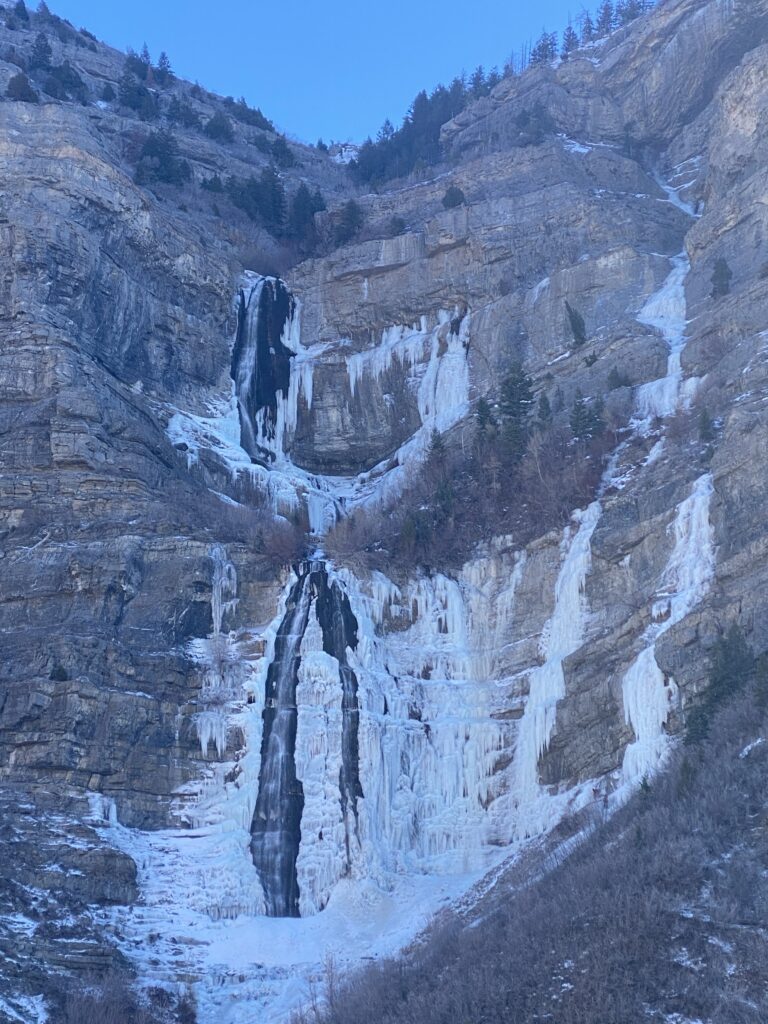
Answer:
[
  {"xmin": 633, "ymin": 254, "xmax": 692, "ymax": 426},
  {"xmin": 621, "ymin": 474, "xmax": 715, "ymax": 783},
  {"xmin": 108, "ymin": 235, "xmax": 717, "ymax": 1023},
  {"xmin": 513, "ymin": 502, "xmax": 602, "ymax": 837}
]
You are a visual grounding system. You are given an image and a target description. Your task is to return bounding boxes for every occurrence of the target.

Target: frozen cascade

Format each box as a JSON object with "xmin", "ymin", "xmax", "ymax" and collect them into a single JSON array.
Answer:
[
  {"xmin": 633, "ymin": 254, "xmax": 696, "ymax": 427},
  {"xmin": 194, "ymin": 544, "xmax": 240, "ymax": 758},
  {"xmin": 251, "ymin": 568, "xmax": 314, "ymax": 917},
  {"xmin": 513, "ymin": 501, "xmax": 602, "ymax": 837},
  {"xmin": 251, "ymin": 560, "xmax": 366, "ymax": 917},
  {"xmin": 621, "ymin": 474, "xmax": 715, "ymax": 783},
  {"xmin": 232, "ymin": 277, "xmax": 307, "ymax": 463}
]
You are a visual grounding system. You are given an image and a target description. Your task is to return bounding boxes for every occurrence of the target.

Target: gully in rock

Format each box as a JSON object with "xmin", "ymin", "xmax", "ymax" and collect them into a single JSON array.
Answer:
[{"xmin": 251, "ymin": 560, "xmax": 364, "ymax": 915}]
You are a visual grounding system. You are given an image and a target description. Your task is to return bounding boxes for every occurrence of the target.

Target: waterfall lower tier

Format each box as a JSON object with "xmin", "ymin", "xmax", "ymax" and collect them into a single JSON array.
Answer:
[
  {"xmin": 250, "ymin": 570, "xmax": 312, "ymax": 917},
  {"xmin": 314, "ymin": 572, "xmax": 364, "ymax": 870},
  {"xmin": 250, "ymin": 561, "xmax": 363, "ymax": 916}
]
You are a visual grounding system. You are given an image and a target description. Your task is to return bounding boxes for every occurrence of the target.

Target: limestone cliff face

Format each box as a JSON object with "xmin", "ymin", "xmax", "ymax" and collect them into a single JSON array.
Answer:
[{"xmin": 1, "ymin": 1, "xmax": 768, "ymax": 1021}]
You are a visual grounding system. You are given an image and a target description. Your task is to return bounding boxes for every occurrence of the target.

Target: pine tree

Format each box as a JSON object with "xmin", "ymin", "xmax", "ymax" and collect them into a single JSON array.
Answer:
[
  {"xmin": 271, "ymin": 136, "xmax": 295, "ymax": 168},
  {"xmin": 570, "ymin": 389, "xmax": 592, "ymax": 440},
  {"xmin": 155, "ymin": 51, "xmax": 174, "ymax": 85},
  {"xmin": 476, "ymin": 396, "xmax": 496, "ymax": 433},
  {"xmin": 258, "ymin": 165, "xmax": 286, "ymax": 233},
  {"xmin": 530, "ymin": 29, "xmax": 557, "ymax": 66},
  {"xmin": 287, "ymin": 183, "xmax": 323, "ymax": 248},
  {"xmin": 537, "ymin": 392, "xmax": 552, "ymax": 428},
  {"xmin": 37, "ymin": 1, "xmax": 51, "ymax": 15},
  {"xmin": 204, "ymin": 112, "xmax": 234, "ymax": 143},
  {"xmin": 427, "ymin": 428, "xmax": 447, "ymax": 467},
  {"xmin": 334, "ymin": 199, "xmax": 364, "ymax": 246},
  {"xmin": 6, "ymin": 72, "xmax": 38, "ymax": 102},
  {"xmin": 561, "ymin": 23, "xmax": 580, "ymax": 60},
  {"xmin": 29, "ymin": 32, "xmax": 52, "ymax": 71},
  {"xmin": 377, "ymin": 119, "xmax": 394, "ymax": 142},
  {"xmin": 469, "ymin": 65, "xmax": 486, "ymax": 97},
  {"xmin": 698, "ymin": 407, "xmax": 714, "ymax": 442},
  {"xmin": 581, "ymin": 11, "xmax": 596, "ymax": 44},
  {"xmin": 596, "ymin": 1, "xmax": 615, "ymax": 36},
  {"xmin": 140, "ymin": 43, "xmax": 151, "ymax": 66},
  {"xmin": 565, "ymin": 301, "xmax": 587, "ymax": 347},
  {"xmin": 14, "ymin": 1, "xmax": 29, "ymax": 22},
  {"xmin": 499, "ymin": 362, "xmax": 534, "ymax": 462}
]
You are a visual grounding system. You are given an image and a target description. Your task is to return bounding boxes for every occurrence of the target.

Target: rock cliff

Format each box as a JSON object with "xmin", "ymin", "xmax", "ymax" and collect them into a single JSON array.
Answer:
[{"xmin": 1, "ymin": 1, "xmax": 768, "ymax": 1021}]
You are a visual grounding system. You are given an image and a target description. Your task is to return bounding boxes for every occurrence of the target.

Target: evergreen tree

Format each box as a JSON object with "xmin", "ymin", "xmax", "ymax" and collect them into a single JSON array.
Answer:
[
  {"xmin": 570, "ymin": 390, "xmax": 605, "ymax": 440},
  {"xmin": 257, "ymin": 165, "xmax": 286, "ymax": 232},
  {"xmin": 134, "ymin": 130, "xmax": 190, "ymax": 186},
  {"xmin": 118, "ymin": 69, "xmax": 157, "ymax": 118},
  {"xmin": 316, "ymin": 138, "xmax": 329, "ymax": 152},
  {"xmin": 616, "ymin": 0, "xmax": 644, "ymax": 25},
  {"xmin": 565, "ymin": 300, "xmax": 587, "ymax": 347},
  {"xmin": 37, "ymin": 1, "xmax": 51, "ymax": 14},
  {"xmin": 271, "ymin": 136, "xmax": 295, "ymax": 168},
  {"xmin": 14, "ymin": 1, "xmax": 29, "ymax": 22},
  {"xmin": 6, "ymin": 72, "xmax": 38, "ymax": 102},
  {"xmin": 469, "ymin": 65, "xmax": 486, "ymax": 97},
  {"xmin": 376, "ymin": 118, "xmax": 394, "ymax": 142},
  {"xmin": 287, "ymin": 183, "xmax": 324, "ymax": 247},
  {"xmin": 29, "ymin": 32, "xmax": 52, "ymax": 71},
  {"xmin": 427, "ymin": 428, "xmax": 447, "ymax": 468},
  {"xmin": 499, "ymin": 362, "xmax": 534, "ymax": 462},
  {"xmin": 530, "ymin": 30, "xmax": 557, "ymax": 66},
  {"xmin": 711, "ymin": 257, "xmax": 732, "ymax": 298},
  {"xmin": 167, "ymin": 96, "xmax": 201, "ymax": 129},
  {"xmin": 570, "ymin": 389, "xmax": 592, "ymax": 440},
  {"xmin": 581, "ymin": 11, "xmax": 596, "ymax": 44},
  {"xmin": 561, "ymin": 23, "xmax": 580, "ymax": 60},
  {"xmin": 334, "ymin": 199, "xmax": 364, "ymax": 246},
  {"xmin": 204, "ymin": 112, "xmax": 234, "ymax": 143},
  {"xmin": 537, "ymin": 392, "xmax": 552, "ymax": 428},
  {"xmin": 698, "ymin": 407, "xmax": 714, "ymax": 442},
  {"xmin": 155, "ymin": 51, "xmax": 174, "ymax": 85},
  {"xmin": 140, "ymin": 43, "xmax": 151, "ymax": 67},
  {"xmin": 476, "ymin": 396, "xmax": 496, "ymax": 433},
  {"xmin": 596, "ymin": 1, "xmax": 615, "ymax": 36}
]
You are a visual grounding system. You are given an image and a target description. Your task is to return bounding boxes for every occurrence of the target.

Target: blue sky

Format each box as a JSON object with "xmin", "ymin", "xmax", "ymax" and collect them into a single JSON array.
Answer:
[{"xmin": 50, "ymin": 1, "xmax": 583, "ymax": 142}]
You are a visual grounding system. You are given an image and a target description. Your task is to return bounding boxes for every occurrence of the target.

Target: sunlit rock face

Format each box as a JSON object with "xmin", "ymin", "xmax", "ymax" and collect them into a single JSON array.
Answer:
[{"xmin": 3, "ymin": 0, "xmax": 768, "ymax": 1021}]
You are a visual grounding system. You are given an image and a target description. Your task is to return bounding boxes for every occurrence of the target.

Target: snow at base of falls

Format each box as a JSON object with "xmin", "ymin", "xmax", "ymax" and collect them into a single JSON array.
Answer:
[{"xmin": 621, "ymin": 474, "xmax": 715, "ymax": 784}]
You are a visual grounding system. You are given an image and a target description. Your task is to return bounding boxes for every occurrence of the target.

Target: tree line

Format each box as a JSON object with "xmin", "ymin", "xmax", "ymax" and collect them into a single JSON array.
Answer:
[{"xmin": 348, "ymin": 0, "xmax": 658, "ymax": 186}]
